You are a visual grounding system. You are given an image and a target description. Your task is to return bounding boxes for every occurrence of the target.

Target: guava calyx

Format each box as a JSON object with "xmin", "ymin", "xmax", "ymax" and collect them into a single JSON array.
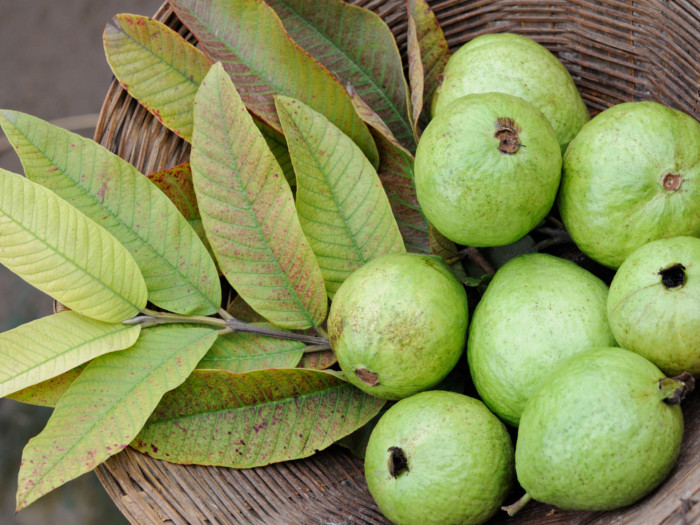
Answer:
[
  {"xmin": 387, "ymin": 446, "xmax": 409, "ymax": 478},
  {"xmin": 662, "ymin": 172, "xmax": 683, "ymax": 192},
  {"xmin": 355, "ymin": 367, "xmax": 380, "ymax": 386},
  {"xmin": 495, "ymin": 117, "xmax": 521, "ymax": 154},
  {"xmin": 659, "ymin": 263, "xmax": 687, "ymax": 290},
  {"xmin": 658, "ymin": 371, "xmax": 695, "ymax": 405}
]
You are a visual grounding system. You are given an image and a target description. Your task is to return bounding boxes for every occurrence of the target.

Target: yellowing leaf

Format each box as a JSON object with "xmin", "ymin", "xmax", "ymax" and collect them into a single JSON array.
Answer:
[
  {"xmin": 0, "ymin": 110, "xmax": 221, "ymax": 316},
  {"xmin": 15, "ymin": 325, "xmax": 218, "ymax": 511},
  {"xmin": 276, "ymin": 96, "xmax": 405, "ymax": 296},
  {"xmin": 0, "ymin": 169, "xmax": 147, "ymax": 322},
  {"xmin": 266, "ymin": 0, "xmax": 415, "ymax": 149},
  {"xmin": 103, "ymin": 14, "xmax": 212, "ymax": 142},
  {"xmin": 131, "ymin": 368, "xmax": 386, "ymax": 467},
  {"xmin": 7, "ymin": 366, "xmax": 85, "ymax": 408},
  {"xmin": 167, "ymin": 0, "xmax": 379, "ymax": 167},
  {"xmin": 0, "ymin": 311, "xmax": 140, "ymax": 398},
  {"xmin": 197, "ymin": 329, "xmax": 305, "ymax": 372},
  {"xmin": 191, "ymin": 63, "xmax": 327, "ymax": 330}
]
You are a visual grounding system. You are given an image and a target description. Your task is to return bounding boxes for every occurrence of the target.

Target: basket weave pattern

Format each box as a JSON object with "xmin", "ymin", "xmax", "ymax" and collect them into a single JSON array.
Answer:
[{"xmin": 94, "ymin": 1, "xmax": 700, "ymax": 524}]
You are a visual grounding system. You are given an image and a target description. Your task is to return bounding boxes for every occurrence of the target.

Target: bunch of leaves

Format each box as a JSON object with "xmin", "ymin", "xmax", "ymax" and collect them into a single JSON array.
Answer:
[{"xmin": 0, "ymin": 0, "xmax": 462, "ymax": 511}]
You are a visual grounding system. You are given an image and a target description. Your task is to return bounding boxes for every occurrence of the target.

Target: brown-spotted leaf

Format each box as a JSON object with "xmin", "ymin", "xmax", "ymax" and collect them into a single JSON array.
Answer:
[
  {"xmin": 167, "ymin": 0, "xmax": 378, "ymax": 167},
  {"xmin": 407, "ymin": 0, "xmax": 450, "ymax": 127},
  {"xmin": 15, "ymin": 325, "xmax": 219, "ymax": 510},
  {"xmin": 297, "ymin": 349, "xmax": 337, "ymax": 370},
  {"xmin": 276, "ymin": 96, "xmax": 405, "ymax": 297},
  {"xmin": 197, "ymin": 329, "xmax": 305, "ymax": 372},
  {"xmin": 191, "ymin": 63, "xmax": 327, "ymax": 330},
  {"xmin": 266, "ymin": 0, "xmax": 414, "ymax": 149},
  {"xmin": 131, "ymin": 368, "xmax": 386, "ymax": 467},
  {"xmin": 103, "ymin": 14, "xmax": 211, "ymax": 142},
  {"xmin": 7, "ymin": 365, "xmax": 85, "ymax": 408}
]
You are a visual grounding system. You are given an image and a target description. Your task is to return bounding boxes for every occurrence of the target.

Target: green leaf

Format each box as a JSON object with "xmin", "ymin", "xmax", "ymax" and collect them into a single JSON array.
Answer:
[
  {"xmin": 197, "ymin": 329, "xmax": 305, "ymax": 372},
  {"xmin": 131, "ymin": 368, "xmax": 386, "ymax": 467},
  {"xmin": 0, "ymin": 168, "xmax": 147, "ymax": 322},
  {"xmin": 276, "ymin": 96, "xmax": 405, "ymax": 297},
  {"xmin": 254, "ymin": 118, "xmax": 296, "ymax": 187},
  {"xmin": 103, "ymin": 14, "xmax": 212, "ymax": 142},
  {"xmin": 146, "ymin": 162, "xmax": 216, "ymax": 263},
  {"xmin": 266, "ymin": 0, "xmax": 414, "ymax": 149},
  {"xmin": 167, "ymin": 0, "xmax": 379, "ymax": 167},
  {"xmin": 191, "ymin": 63, "xmax": 327, "ymax": 330},
  {"xmin": 407, "ymin": 0, "xmax": 451, "ymax": 127},
  {"xmin": 7, "ymin": 365, "xmax": 85, "ymax": 408},
  {"xmin": 0, "ymin": 311, "xmax": 140, "ymax": 398},
  {"xmin": 0, "ymin": 110, "xmax": 221, "ymax": 316},
  {"xmin": 15, "ymin": 325, "xmax": 219, "ymax": 511}
]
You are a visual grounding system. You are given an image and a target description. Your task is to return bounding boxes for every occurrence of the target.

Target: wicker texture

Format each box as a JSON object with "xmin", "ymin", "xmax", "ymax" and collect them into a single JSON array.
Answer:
[{"xmin": 94, "ymin": 1, "xmax": 700, "ymax": 523}]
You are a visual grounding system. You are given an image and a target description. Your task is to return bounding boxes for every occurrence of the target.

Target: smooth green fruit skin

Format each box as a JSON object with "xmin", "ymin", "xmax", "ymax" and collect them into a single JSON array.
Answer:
[
  {"xmin": 432, "ymin": 32, "xmax": 589, "ymax": 153},
  {"xmin": 467, "ymin": 253, "xmax": 616, "ymax": 426},
  {"xmin": 415, "ymin": 92, "xmax": 561, "ymax": 247},
  {"xmin": 608, "ymin": 236, "xmax": 700, "ymax": 376},
  {"xmin": 559, "ymin": 101, "xmax": 700, "ymax": 269},
  {"xmin": 364, "ymin": 390, "xmax": 514, "ymax": 525},
  {"xmin": 328, "ymin": 253, "xmax": 468, "ymax": 400},
  {"xmin": 516, "ymin": 347, "xmax": 684, "ymax": 511}
]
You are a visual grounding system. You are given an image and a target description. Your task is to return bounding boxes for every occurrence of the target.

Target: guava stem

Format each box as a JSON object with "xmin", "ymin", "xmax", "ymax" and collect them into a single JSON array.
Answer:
[
  {"xmin": 444, "ymin": 246, "xmax": 495, "ymax": 275},
  {"xmin": 501, "ymin": 492, "xmax": 532, "ymax": 516},
  {"xmin": 658, "ymin": 372, "xmax": 695, "ymax": 405}
]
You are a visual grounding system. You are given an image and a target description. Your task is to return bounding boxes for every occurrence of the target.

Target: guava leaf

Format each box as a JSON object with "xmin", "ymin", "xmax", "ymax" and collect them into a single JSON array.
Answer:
[
  {"xmin": 103, "ymin": 14, "xmax": 212, "ymax": 142},
  {"xmin": 0, "ymin": 311, "xmax": 140, "ymax": 398},
  {"xmin": 167, "ymin": 0, "xmax": 379, "ymax": 167},
  {"xmin": 0, "ymin": 168, "xmax": 147, "ymax": 323},
  {"xmin": 191, "ymin": 63, "xmax": 327, "ymax": 330},
  {"xmin": 146, "ymin": 162, "xmax": 214, "ymax": 261},
  {"xmin": 297, "ymin": 349, "xmax": 337, "ymax": 370},
  {"xmin": 407, "ymin": 0, "xmax": 450, "ymax": 127},
  {"xmin": 254, "ymin": 118, "xmax": 296, "ymax": 187},
  {"xmin": 265, "ymin": 0, "xmax": 415, "ymax": 149},
  {"xmin": 131, "ymin": 368, "xmax": 386, "ymax": 468},
  {"xmin": 0, "ymin": 110, "xmax": 221, "ymax": 316},
  {"xmin": 15, "ymin": 325, "xmax": 219, "ymax": 511},
  {"xmin": 7, "ymin": 365, "xmax": 85, "ymax": 408},
  {"xmin": 197, "ymin": 329, "xmax": 305, "ymax": 372},
  {"xmin": 276, "ymin": 96, "xmax": 405, "ymax": 297}
]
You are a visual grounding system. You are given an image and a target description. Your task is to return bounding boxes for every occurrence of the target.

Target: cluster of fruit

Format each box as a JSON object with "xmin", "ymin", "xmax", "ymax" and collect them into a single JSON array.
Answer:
[{"xmin": 328, "ymin": 33, "xmax": 700, "ymax": 525}]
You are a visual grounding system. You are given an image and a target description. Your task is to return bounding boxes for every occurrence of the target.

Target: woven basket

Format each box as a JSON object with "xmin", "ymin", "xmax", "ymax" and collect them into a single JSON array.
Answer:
[{"xmin": 93, "ymin": 1, "xmax": 700, "ymax": 523}]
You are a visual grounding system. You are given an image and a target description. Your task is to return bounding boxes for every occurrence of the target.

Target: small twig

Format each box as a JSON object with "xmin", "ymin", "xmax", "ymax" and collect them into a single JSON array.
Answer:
[
  {"xmin": 218, "ymin": 307, "xmax": 234, "ymax": 320},
  {"xmin": 501, "ymin": 492, "xmax": 532, "ymax": 516},
  {"xmin": 444, "ymin": 246, "xmax": 495, "ymax": 275},
  {"xmin": 225, "ymin": 317, "xmax": 329, "ymax": 346},
  {"xmin": 302, "ymin": 343, "xmax": 333, "ymax": 353}
]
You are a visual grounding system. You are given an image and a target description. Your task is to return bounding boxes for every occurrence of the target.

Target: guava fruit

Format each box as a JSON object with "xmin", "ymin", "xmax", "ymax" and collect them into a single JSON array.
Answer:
[
  {"xmin": 467, "ymin": 253, "xmax": 616, "ymax": 426},
  {"xmin": 364, "ymin": 390, "xmax": 514, "ymax": 525},
  {"xmin": 558, "ymin": 101, "xmax": 700, "ymax": 269},
  {"xmin": 414, "ymin": 92, "xmax": 561, "ymax": 247},
  {"xmin": 432, "ymin": 32, "xmax": 589, "ymax": 153},
  {"xmin": 515, "ymin": 347, "xmax": 690, "ymax": 511},
  {"xmin": 607, "ymin": 236, "xmax": 700, "ymax": 376},
  {"xmin": 328, "ymin": 253, "xmax": 468, "ymax": 400}
]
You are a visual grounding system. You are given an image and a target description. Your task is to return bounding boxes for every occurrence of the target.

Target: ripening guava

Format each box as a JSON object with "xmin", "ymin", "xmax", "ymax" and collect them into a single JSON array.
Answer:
[
  {"xmin": 467, "ymin": 253, "xmax": 616, "ymax": 426},
  {"xmin": 607, "ymin": 236, "xmax": 700, "ymax": 376},
  {"xmin": 558, "ymin": 101, "xmax": 700, "ymax": 269},
  {"xmin": 328, "ymin": 253, "xmax": 468, "ymax": 400},
  {"xmin": 515, "ymin": 347, "xmax": 689, "ymax": 511},
  {"xmin": 415, "ymin": 92, "xmax": 561, "ymax": 247},
  {"xmin": 364, "ymin": 390, "xmax": 514, "ymax": 525},
  {"xmin": 431, "ymin": 32, "xmax": 589, "ymax": 153}
]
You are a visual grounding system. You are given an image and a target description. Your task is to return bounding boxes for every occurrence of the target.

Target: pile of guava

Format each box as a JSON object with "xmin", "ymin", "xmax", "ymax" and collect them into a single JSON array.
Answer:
[{"xmin": 324, "ymin": 30, "xmax": 700, "ymax": 525}]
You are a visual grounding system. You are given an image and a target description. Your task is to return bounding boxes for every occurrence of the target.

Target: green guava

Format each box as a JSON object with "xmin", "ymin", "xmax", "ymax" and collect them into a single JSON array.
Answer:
[
  {"xmin": 328, "ymin": 253, "xmax": 468, "ymax": 400},
  {"xmin": 432, "ymin": 32, "xmax": 589, "ymax": 153},
  {"xmin": 414, "ymin": 92, "xmax": 561, "ymax": 247},
  {"xmin": 364, "ymin": 390, "xmax": 514, "ymax": 525},
  {"xmin": 558, "ymin": 101, "xmax": 700, "ymax": 269},
  {"xmin": 515, "ymin": 347, "xmax": 689, "ymax": 511},
  {"xmin": 607, "ymin": 236, "xmax": 700, "ymax": 376},
  {"xmin": 467, "ymin": 253, "xmax": 616, "ymax": 426}
]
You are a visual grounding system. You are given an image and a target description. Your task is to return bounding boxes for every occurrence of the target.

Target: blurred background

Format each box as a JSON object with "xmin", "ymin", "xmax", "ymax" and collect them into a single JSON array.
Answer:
[{"xmin": 0, "ymin": 1, "xmax": 163, "ymax": 523}]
